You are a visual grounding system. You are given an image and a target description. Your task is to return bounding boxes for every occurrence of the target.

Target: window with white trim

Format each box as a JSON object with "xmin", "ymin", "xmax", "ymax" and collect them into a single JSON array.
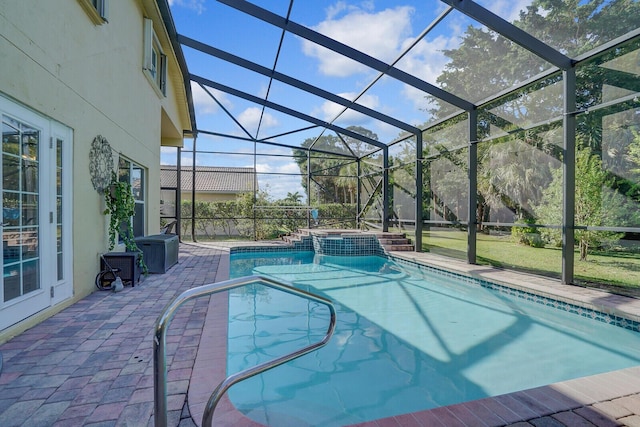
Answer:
[
  {"xmin": 118, "ymin": 157, "xmax": 145, "ymax": 240},
  {"xmin": 78, "ymin": 0, "xmax": 108, "ymax": 25},
  {"xmin": 143, "ymin": 18, "xmax": 167, "ymax": 96}
]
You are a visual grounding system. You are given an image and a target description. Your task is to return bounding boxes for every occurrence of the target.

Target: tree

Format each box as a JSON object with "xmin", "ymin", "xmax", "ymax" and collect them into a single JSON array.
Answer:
[
  {"xmin": 480, "ymin": 135, "xmax": 558, "ymax": 221},
  {"xmin": 534, "ymin": 144, "xmax": 622, "ymax": 261},
  {"xmin": 284, "ymin": 191, "xmax": 303, "ymax": 204},
  {"xmin": 292, "ymin": 126, "xmax": 380, "ymax": 204},
  {"xmin": 429, "ymin": 145, "xmax": 468, "ymax": 223},
  {"xmin": 430, "ymin": 0, "xmax": 640, "ymax": 118},
  {"xmin": 626, "ymin": 129, "xmax": 640, "ymax": 175},
  {"xmin": 425, "ymin": 0, "xmax": 640, "ymax": 234}
]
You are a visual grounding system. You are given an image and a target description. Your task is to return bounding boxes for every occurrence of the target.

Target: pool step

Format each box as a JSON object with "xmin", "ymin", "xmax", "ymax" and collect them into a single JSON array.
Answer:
[
  {"xmin": 375, "ymin": 233, "xmax": 415, "ymax": 252},
  {"xmin": 383, "ymin": 244, "xmax": 415, "ymax": 251},
  {"xmin": 283, "ymin": 229, "xmax": 415, "ymax": 253},
  {"xmin": 281, "ymin": 232, "xmax": 313, "ymax": 250}
]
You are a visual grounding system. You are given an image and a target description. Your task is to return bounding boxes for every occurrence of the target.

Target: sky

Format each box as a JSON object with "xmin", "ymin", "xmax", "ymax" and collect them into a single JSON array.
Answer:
[{"xmin": 163, "ymin": 0, "xmax": 533, "ymax": 201}]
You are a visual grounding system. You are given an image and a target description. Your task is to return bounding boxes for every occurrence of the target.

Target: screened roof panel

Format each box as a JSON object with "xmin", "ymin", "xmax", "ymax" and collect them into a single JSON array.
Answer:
[
  {"xmin": 181, "ymin": 151, "xmax": 253, "ymax": 172},
  {"xmin": 393, "ymin": 9, "xmax": 466, "ymax": 84},
  {"xmin": 265, "ymin": 77, "xmax": 412, "ymax": 137},
  {"xmin": 361, "ymin": 74, "xmax": 434, "ymax": 130},
  {"xmin": 286, "ymin": 0, "xmax": 449, "ymax": 65},
  {"xmin": 249, "ymin": 0, "xmax": 293, "ymax": 17},
  {"xmin": 194, "ymin": 136, "xmax": 256, "ymax": 155},
  {"xmin": 193, "ymin": 89, "xmax": 280, "ymax": 140},
  {"xmin": 576, "ymin": 39, "xmax": 640, "ymax": 109},
  {"xmin": 258, "ymin": 123, "xmax": 373, "ymax": 159},
  {"xmin": 424, "ymin": 117, "xmax": 469, "ymax": 155},
  {"xmin": 255, "ymin": 143, "xmax": 304, "ymax": 158},
  {"xmin": 176, "ymin": 2, "xmax": 284, "ymax": 67},
  {"xmin": 422, "ymin": 94, "xmax": 464, "ymax": 125},
  {"xmin": 602, "ymin": 84, "xmax": 639, "ymax": 104},
  {"xmin": 389, "ymin": 137, "xmax": 418, "ymax": 163},
  {"xmin": 600, "ymin": 47, "xmax": 640, "ymax": 76},
  {"xmin": 289, "ymin": 0, "xmax": 449, "ymax": 31},
  {"xmin": 274, "ymin": 32, "xmax": 370, "ymax": 96},
  {"xmin": 263, "ymin": 79, "xmax": 359, "ymax": 127},
  {"xmin": 396, "ymin": 9, "xmax": 554, "ymax": 105},
  {"xmin": 474, "ymin": 0, "xmax": 640, "ymax": 58},
  {"xmin": 307, "ymin": 130, "xmax": 357, "ymax": 157},
  {"xmin": 185, "ymin": 48, "xmax": 272, "ymax": 100},
  {"xmin": 169, "ymin": 0, "xmax": 640, "ymax": 154},
  {"xmin": 190, "ymin": 152, "xmax": 256, "ymax": 169},
  {"xmin": 487, "ymin": 78, "xmax": 564, "ymax": 132},
  {"xmin": 334, "ymin": 130, "xmax": 382, "ymax": 157},
  {"xmin": 254, "ymin": 106, "xmax": 328, "ymax": 142},
  {"xmin": 331, "ymin": 108, "xmax": 405, "ymax": 143}
]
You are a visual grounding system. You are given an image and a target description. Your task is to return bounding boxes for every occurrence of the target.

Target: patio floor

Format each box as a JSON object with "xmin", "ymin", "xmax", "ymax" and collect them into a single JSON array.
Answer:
[{"xmin": 1, "ymin": 242, "xmax": 640, "ymax": 426}]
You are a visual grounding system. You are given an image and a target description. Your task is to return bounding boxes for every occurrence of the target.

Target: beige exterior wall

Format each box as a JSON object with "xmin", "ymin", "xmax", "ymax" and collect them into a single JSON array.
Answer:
[{"xmin": 0, "ymin": 0, "xmax": 191, "ymax": 341}]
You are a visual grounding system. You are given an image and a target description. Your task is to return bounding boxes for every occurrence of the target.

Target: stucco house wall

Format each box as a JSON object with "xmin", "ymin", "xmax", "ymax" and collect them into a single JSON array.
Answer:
[{"xmin": 0, "ymin": 0, "xmax": 192, "ymax": 340}]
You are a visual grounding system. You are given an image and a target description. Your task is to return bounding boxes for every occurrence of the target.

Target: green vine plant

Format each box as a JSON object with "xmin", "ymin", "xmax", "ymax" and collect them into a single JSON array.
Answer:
[{"xmin": 103, "ymin": 172, "xmax": 148, "ymax": 274}]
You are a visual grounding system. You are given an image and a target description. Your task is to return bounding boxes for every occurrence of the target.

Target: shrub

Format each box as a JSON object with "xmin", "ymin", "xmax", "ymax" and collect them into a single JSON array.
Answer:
[{"xmin": 511, "ymin": 219, "xmax": 545, "ymax": 248}]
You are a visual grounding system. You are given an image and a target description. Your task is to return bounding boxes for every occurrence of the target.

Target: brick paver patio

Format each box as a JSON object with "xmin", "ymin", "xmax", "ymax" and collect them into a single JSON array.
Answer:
[{"xmin": 0, "ymin": 243, "xmax": 225, "ymax": 427}]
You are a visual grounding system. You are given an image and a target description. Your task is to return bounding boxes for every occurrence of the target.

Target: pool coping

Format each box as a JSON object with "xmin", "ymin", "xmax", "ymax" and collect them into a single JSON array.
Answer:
[
  {"xmin": 188, "ymin": 243, "xmax": 640, "ymax": 426},
  {"xmin": 389, "ymin": 251, "xmax": 640, "ymax": 328}
]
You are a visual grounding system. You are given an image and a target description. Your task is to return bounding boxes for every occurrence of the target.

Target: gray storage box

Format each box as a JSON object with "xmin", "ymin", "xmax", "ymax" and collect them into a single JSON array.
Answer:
[
  {"xmin": 101, "ymin": 252, "xmax": 141, "ymax": 286},
  {"xmin": 133, "ymin": 234, "xmax": 178, "ymax": 274}
]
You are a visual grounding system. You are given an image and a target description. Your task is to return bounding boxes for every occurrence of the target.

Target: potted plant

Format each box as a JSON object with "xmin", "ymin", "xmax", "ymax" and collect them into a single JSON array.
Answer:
[{"xmin": 104, "ymin": 172, "xmax": 148, "ymax": 274}]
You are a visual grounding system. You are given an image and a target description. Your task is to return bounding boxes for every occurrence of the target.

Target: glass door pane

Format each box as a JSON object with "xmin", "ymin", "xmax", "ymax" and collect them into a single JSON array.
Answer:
[{"xmin": 2, "ymin": 115, "xmax": 40, "ymax": 302}]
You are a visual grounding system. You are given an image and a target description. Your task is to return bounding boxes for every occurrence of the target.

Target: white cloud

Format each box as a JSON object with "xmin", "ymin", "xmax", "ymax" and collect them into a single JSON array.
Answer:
[
  {"xmin": 160, "ymin": 146, "xmax": 180, "ymax": 165},
  {"xmin": 254, "ymin": 160, "xmax": 302, "ymax": 175},
  {"xmin": 168, "ymin": 0, "xmax": 205, "ymax": 15},
  {"xmin": 253, "ymin": 160, "xmax": 305, "ymax": 201},
  {"xmin": 396, "ymin": 34, "xmax": 458, "ymax": 110},
  {"xmin": 300, "ymin": 4, "xmax": 466, "ymax": 114},
  {"xmin": 279, "ymin": 162, "xmax": 303, "ymax": 174},
  {"xmin": 302, "ymin": 6, "xmax": 414, "ymax": 77},
  {"xmin": 325, "ymin": 1, "xmax": 348, "ymax": 20},
  {"xmin": 319, "ymin": 92, "xmax": 379, "ymax": 123},
  {"xmin": 191, "ymin": 83, "xmax": 232, "ymax": 115},
  {"xmin": 255, "ymin": 162, "xmax": 272, "ymax": 173},
  {"xmin": 256, "ymin": 146, "xmax": 292, "ymax": 156},
  {"xmin": 484, "ymin": 0, "xmax": 533, "ymax": 22},
  {"xmin": 325, "ymin": 1, "xmax": 374, "ymax": 20},
  {"xmin": 263, "ymin": 175, "xmax": 306, "ymax": 201},
  {"xmin": 237, "ymin": 107, "xmax": 279, "ymax": 135}
]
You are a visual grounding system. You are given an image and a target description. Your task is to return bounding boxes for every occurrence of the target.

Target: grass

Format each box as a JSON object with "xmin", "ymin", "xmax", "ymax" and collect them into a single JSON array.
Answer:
[{"xmin": 419, "ymin": 229, "xmax": 640, "ymax": 297}]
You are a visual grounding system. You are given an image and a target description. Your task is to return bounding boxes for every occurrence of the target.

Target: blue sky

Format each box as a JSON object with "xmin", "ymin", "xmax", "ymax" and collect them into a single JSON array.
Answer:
[{"xmin": 163, "ymin": 0, "xmax": 532, "ymax": 200}]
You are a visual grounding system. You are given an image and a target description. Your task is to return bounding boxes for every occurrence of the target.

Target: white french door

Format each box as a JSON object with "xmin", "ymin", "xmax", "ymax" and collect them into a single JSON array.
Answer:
[{"xmin": 0, "ymin": 96, "xmax": 72, "ymax": 331}]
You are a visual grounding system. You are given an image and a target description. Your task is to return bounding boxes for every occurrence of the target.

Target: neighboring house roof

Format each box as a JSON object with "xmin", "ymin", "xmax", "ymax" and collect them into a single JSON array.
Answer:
[{"xmin": 160, "ymin": 166, "xmax": 255, "ymax": 193}]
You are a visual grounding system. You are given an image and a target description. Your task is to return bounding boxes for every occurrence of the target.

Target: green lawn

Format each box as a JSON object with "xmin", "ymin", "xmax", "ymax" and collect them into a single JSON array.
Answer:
[{"xmin": 419, "ymin": 229, "xmax": 640, "ymax": 297}]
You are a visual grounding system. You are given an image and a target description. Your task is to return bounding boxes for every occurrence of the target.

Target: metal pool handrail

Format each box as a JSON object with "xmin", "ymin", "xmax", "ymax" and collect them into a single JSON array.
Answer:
[{"xmin": 153, "ymin": 275, "xmax": 337, "ymax": 427}]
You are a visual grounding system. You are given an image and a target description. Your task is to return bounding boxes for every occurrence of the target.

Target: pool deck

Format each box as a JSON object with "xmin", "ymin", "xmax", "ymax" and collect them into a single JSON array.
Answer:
[{"xmin": 1, "ymin": 241, "xmax": 640, "ymax": 426}]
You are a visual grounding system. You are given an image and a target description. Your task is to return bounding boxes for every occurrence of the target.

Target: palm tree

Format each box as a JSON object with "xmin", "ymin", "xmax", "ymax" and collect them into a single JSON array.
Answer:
[
  {"xmin": 285, "ymin": 191, "xmax": 302, "ymax": 204},
  {"xmin": 336, "ymin": 161, "xmax": 358, "ymax": 204}
]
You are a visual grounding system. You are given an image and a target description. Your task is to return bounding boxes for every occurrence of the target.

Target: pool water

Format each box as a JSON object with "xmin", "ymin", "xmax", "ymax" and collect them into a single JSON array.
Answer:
[{"xmin": 227, "ymin": 251, "xmax": 640, "ymax": 426}]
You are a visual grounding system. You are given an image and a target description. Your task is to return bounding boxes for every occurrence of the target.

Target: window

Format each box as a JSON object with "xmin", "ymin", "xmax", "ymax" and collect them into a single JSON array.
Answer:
[
  {"xmin": 78, "ymin": 0, "xmax": 108, "ymax": 24},
  {"xmin": 143, "ymin": 18, "xmax": 167, "ymax": 96},
  {"xmin": 118, "ymin": 158, "xmax": 145, "ymax": 240}
]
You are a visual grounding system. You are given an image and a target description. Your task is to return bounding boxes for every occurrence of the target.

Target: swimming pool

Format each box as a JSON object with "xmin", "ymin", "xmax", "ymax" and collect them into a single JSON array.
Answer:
[{"xmin": 227, "ymin": 251, "xmax": 640, "ymax": 426}]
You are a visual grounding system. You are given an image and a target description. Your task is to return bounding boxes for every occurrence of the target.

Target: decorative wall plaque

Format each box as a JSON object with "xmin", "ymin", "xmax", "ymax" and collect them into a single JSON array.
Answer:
[{"xmin": 89, "ymin": 135, "xmax": 114, "ymax": 194}]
